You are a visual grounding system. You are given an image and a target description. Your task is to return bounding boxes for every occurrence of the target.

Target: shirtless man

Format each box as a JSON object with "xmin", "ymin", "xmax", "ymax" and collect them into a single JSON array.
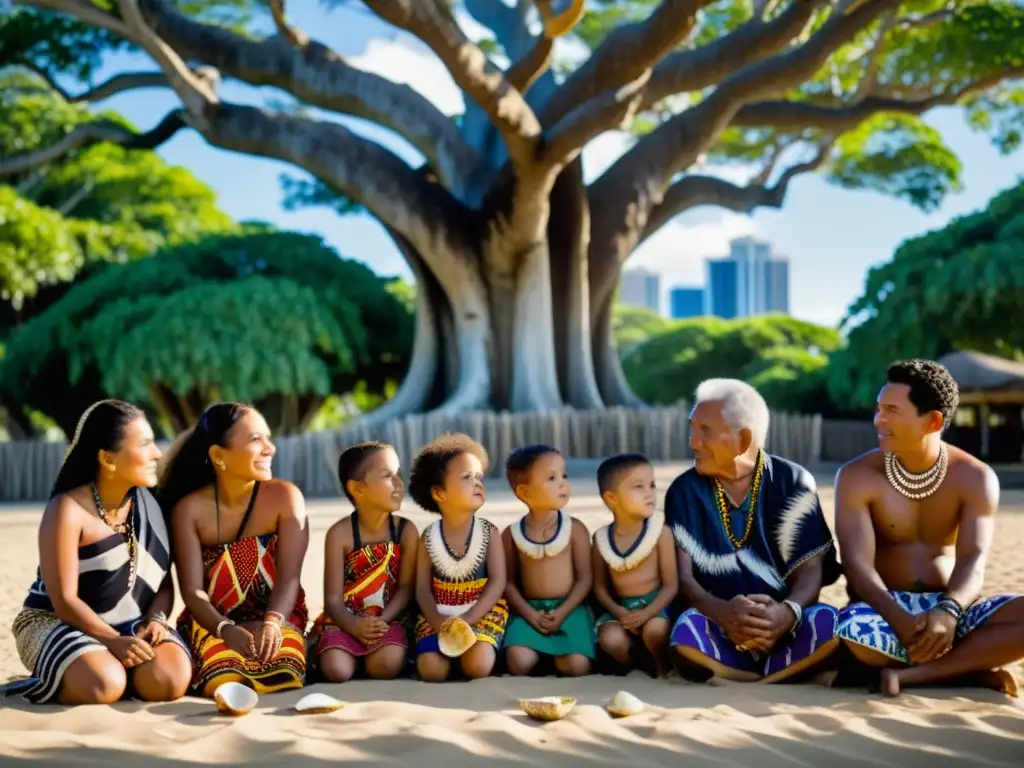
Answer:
[
  {"xmin": 835, "ymin": 359, "xmax": 1024, "ymax": 697},
  {"xmin": 592, "ymin": 453, "xmax": 678, "ymax": 677}
]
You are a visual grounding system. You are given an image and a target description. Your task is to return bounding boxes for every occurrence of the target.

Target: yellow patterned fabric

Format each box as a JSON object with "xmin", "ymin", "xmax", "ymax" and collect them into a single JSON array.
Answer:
[
  {"xmin": 414, "ymin": 575, "xmax": 509, "ymax": 653},
  {"xmin": 184, "ymin": 621, "xmax": 307, "ymax": 697}
]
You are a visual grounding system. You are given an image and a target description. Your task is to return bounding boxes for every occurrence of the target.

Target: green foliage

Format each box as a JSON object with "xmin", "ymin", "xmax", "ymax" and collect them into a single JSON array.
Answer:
[
  {"xmin": 0, "ymin": 231, "xmax": 414, "ymax": 435},
  {"xmin": 613, "ymin": 303, "xmax": 676, "ymax": 351},
  {"xmin": 628, "ymin": 0, "xmax": 1023, "ymax": 214},
  {"xmin": 825, "ymin": 114, "xmax": 962, "ymax": 212},
  {"xmin": 0, "ymin": 186, "xmax": 82, "ymax": 304},
  {"xmin": 828, "ymin": 179, "xmax": 1024, "ymax": 410},
  {"xmin": 622, "ymin": 315, "xmax": 844, "ymax": 414},
  {"xmin": 0, "ymin": 69, "xmax": 233, "ymax": 306},
  {"xmin": 965, "ymin": 84, "xmax": 1024, "ymax": 155}
]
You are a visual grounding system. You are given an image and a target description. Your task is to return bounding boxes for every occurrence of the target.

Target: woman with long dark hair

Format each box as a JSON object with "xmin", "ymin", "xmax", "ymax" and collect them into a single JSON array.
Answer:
[
  {"xmin": 4, "ymin": 400, "xmax": 191, "ymax": 704},
  {"xmin": 162, "ymin": 402, "xmax": 310, "ymax": 697}
]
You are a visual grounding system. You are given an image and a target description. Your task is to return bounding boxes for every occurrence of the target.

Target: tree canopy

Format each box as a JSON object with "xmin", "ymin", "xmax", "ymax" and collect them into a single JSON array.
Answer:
[
  {"xmin": 2, "ymin": 1, "xmax": 1020, "ymax": 418},
  {"xmin": 0, "ymin": 231, "xmax": 414, "ymax": 436},
  {"xmin": 827, "ymin": 178, "xmax": 1024, "ymax": 411},
  {"xmin": 623, "ymin": 314, "xmax": 845, "ymax": 415},
  {"xmin": 0, "ymin": 67, "xmax": 233, "ymax": 313}
]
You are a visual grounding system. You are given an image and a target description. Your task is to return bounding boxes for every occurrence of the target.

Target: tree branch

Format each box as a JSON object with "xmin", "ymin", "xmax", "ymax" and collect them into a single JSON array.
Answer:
[
  {"xmin": 200, "ymin": 103, "xmax": 477, "ymax": 279},
  {"xmin": 71, "ymin": 70, "xmax": 173, "ymax": 102},
  {"xmin": 540, "ymin": 71, "xmax": 652, "ymax": 168},
  {"xmin": 269, "ymin": 0, "xmax": 308, "ymax": 48},
  {"xmin": 0, "ymin": 110, "xmax": 186, "ymax": 178},
  {"xmin": 116, "ymin": 0, "xmax": 218, "ymax": 117},
  {"xmin": 125, "ymin": 0, "xmax": 478, "ymax": 193},
  {"xmin": 363, "ymin": 0, "xmax": 541, "ymax": 169},
  {"xmin": 733, "ymin": 64, "xmax": 1024, "ymax": 131},
  {"xmin": 851, "ymin": 10, "xmax": 896, "ymax": 103},
  {"xmin": 640, "ymin": 142, "xmax": 831, "ymax": 244},
  {"xmin": 638, "ymin": 0, "xmax": 830, "ymax": 113},
  {"xmin": 588, "ymin": 0, "xmax": 902, "ymax": 282},
  {"xmin": 15, "ymin": 0, "xmax": 139, "ymax": 42},
  {"xmin": 539, "ymin": 0, "xmax": 709, "ymax": 128},
  {"xmin": 506, "ymin": 35, "xmax": 554, "ymax": 96}
]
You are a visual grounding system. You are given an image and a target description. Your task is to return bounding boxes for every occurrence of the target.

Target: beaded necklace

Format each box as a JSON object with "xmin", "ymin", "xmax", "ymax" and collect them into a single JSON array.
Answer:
[
  {"xmin": 713, "ymin": 452, "xmax": 765, "ymax": 550},
  {"xmin": 91, "ymin": 482, "xmax": 138, "ymax": 591}
]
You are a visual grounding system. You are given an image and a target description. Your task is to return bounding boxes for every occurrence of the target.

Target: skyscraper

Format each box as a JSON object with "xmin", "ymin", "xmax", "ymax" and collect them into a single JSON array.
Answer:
[
  {"xmin": 669, "ymin": 287, "xmax": 704, "ymax": 319},
  {"xmin": 705, "ymin": 258, "xmax": 739, "ymax": 319},
  {"xmin": 705, "ymin": 237, "xmax": 789, "ymax": 318},
  {"xmin": 618, "ymin": 267, "xmax": 661, "ymax": 313}
]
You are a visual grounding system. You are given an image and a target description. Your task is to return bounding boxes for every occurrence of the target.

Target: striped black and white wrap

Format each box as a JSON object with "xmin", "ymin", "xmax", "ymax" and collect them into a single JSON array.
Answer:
[{"xmin": 5, "ymin": 488, "xmax": 183, "ymax": 704}]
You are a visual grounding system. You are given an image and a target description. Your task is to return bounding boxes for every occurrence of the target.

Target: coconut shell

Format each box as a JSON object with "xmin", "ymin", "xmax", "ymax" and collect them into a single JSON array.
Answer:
[
  {"xmin": 520, "ymin": 696, "xmax": 577, "ymax": 722},
  {"xmin": 438, "ymin": 616, "xmax": 477, "ymax": 658},
  {"xmin": 213, "ymin": 682, "xmax": 258, "ymax": 716}
]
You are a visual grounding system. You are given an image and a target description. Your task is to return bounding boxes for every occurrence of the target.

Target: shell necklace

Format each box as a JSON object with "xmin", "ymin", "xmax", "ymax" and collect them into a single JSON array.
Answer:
[
  {"xmin": 511, "ymin": 510, "xmax": 571, "ymax": 559},
  {"xmin": 885, "ymin": 443, "xmax": 948, "ymax": 499},
  {"xmin": 424, "ymin": 516, "xmax": 490, "ymax": 581},
  {"xmin": 92, "ymin": 483, "xmax": 138, "ymax": 591},
  {"xmin": 595, "ymin": 513, "xmax": 664, "ymax": 573}
]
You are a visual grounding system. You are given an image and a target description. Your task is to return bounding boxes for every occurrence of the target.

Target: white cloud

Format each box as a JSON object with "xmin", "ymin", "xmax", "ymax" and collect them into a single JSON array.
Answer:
[{"xmin": 348, "ymin": 36, "xmax": 465, "ymax": 118}]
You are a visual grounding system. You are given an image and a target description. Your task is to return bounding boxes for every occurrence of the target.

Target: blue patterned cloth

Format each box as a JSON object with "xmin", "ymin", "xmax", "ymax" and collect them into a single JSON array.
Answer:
[
  {"xmin": 837, "ymin": 591, "xmax": 1021, "ymax": 664},
  {"xmin": 672, "ymin": 603, "xmax": 839, "ymax": 678},
  {"xmin": 665, "ymin": 453, "xmax": 839, "ymax": 602}
]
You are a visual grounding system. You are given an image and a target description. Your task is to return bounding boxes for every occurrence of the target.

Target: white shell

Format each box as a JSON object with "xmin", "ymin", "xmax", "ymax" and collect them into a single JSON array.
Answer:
[
  {"xmin": 606, "ymin": 690, "xmax": 644, "ymax": 718},
  {"xmin": 214, "ymin": 682, "xmax": 258, "ymax": 716},
  {"xmin": 294, "ymin": 693, "xmax": 345, "ymax": 714},
  {"xmin": 519, "ymin": 696, "xmax": 577, "ymax": 722}
]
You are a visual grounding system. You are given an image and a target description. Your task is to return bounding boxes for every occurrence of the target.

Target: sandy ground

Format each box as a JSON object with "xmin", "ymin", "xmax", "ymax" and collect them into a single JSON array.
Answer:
[{"xmin": 2, "ymin": 463, "xmax": 1024, "ymax": 766}]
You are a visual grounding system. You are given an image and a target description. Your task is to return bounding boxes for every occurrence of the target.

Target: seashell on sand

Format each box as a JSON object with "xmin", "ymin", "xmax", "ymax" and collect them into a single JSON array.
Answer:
[
  {"xmin": 294, "ymin": 692, "xmax": 345, "ymax": 715},
  {"xmin": 606, "ymin": 690, "xmax": 644, "ymax": 718},
  {"xmin": 438, "ymin": 616, "xmax": 477, "ymax": 658},
  {"xmin": 519, "ymin": 696, "xmax": 577, "ymax": 722},
  {"xmin": 213, "ymin": 682, "xmax": 258, "ymax": 716}
]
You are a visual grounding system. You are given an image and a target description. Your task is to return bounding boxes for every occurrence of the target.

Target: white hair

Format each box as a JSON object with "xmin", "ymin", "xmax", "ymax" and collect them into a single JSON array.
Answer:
[{"xmin": 693, "ymin": 378, "xmax": 770, "ymax": 448}]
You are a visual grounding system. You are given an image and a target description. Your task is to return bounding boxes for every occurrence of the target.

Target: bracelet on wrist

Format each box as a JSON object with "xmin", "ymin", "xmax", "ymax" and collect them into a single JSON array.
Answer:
[
  {"xmin": 215, "ymin": 618, "xmax": 235, "ymax": 638},
  {"xmin": 264, "ymin": 610, "xmax": 285, "ymax": 626},
  {"xmin": 782, "ymin": 599, "xmax": 803, "ymax": 634}
]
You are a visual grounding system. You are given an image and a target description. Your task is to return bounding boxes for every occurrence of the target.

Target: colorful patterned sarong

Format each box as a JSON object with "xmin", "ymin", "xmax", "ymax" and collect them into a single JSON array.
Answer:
[
  {"xmin": 176, "ymin": 533, "xmax": 308, "ymax": 696},
  {"xmin": 312, "ymin": 516, "xmax": 409, "ymax": 658},
  {"xmin": 672, "ymin": 603, "xmax": 839, "ymax": 679},
  {"xmin": 665, "ymin": 453, "xmax": 840, "ymax": 679},
  {"xmin": 837, "ymin": 591, "xmax": 1021, "ymax": 664},
  {"xmin": 414, "ymin": 575, "xmax": 510, "ymax": 654},
  {"xmin": 505, "ymin": 598, "xmax": 596, "ymax": 659},
  {"xmin": 594, "ymin": 589, "xmax": 670, "ymax": 629}
]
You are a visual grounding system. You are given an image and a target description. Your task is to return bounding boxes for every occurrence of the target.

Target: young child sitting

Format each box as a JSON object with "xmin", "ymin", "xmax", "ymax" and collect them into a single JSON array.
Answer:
[
  {"xmin": 501, "ymin": 445, "xmax": 595, "ymax": 677},
  {"xmin": 592, "ymin": 453, "xmax": 678, "ymax": 677},
  {"xmin": 311, "ymin": 441, "xmax": 418, "ymax": 682},
  {"xmin": 409, "ymin": 434, "xmax": 509, "ymax": 682}
]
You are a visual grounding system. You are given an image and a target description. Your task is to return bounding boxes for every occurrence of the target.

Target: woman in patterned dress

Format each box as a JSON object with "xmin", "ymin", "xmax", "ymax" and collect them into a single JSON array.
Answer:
[
  {"xmin": 4, "ymin": 400, "xmax": 191, "ymax": 705},
  {"xmin": 160, "ymin": 403, "xmax": 310, "ymax": 697}
]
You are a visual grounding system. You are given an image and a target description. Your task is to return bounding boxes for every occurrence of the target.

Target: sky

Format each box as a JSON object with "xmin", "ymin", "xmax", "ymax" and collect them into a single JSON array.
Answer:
[{"xmin": 81, "ymin": 2, "xmax": 1024, "ymax": 329}]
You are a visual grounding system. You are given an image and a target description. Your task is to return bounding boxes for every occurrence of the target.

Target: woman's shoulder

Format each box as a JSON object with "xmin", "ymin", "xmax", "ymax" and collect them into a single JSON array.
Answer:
[
  {"xmin": 260, "ymin": 479, "xmax": 305, "ymax": 516},
  {"xmin": 43, "ymin": 488, "xmax": 91, "ymax": 526}
]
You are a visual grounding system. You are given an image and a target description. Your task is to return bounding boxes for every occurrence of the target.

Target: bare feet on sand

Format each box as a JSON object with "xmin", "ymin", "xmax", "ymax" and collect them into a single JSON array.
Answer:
[{"xmin": 880, "ymin": 668, "xmax": 1020, "ymax": 698}]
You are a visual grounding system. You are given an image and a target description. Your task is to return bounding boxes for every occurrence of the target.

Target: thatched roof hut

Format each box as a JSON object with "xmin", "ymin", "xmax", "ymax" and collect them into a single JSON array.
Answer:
[{"xmin": 939, "ymin": 351, "xmax": 1024, "ymax": 405}]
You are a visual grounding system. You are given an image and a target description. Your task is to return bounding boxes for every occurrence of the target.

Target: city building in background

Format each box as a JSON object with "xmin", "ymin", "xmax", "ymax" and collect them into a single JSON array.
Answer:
[
  {"xmin": 706, "ymin": 237, "xmax": 789, "ymax": 318},
  {"xmin": 618, "ymin": 267, "xmax": 661, "ymax": 313},
  {"xmin": 620, "ymin": 237, "xmax": 789, "ymax": 320},
  {"xmin": 669, "ymin": 286, "xmax": 704, "ymax": 319}
]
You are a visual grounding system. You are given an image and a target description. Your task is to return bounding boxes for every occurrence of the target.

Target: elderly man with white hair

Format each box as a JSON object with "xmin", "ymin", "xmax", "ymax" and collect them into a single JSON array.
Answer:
[{"xmin": 665, "ymin": 378, "xmax": 841, "ymax": 683}]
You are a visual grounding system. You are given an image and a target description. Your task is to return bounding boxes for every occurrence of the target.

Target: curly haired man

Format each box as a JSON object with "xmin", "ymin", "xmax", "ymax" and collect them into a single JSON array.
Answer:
[{"xmin": 835, "ymin": 359, "xmax": 1024, "ymax": 697}]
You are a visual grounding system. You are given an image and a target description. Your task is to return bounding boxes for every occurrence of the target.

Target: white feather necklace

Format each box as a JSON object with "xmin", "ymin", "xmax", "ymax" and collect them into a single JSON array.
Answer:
[
  {"xmin": 595, "ymin": 513, "xmax": 664, "ymax": 573},
  {"xmin": 510, "ymin": 510, "xmax": 572, "ymax": 559}
]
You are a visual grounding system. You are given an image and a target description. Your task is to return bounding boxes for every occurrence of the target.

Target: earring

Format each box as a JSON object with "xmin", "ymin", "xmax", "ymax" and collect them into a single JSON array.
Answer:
[
  {"xmin": 106, "ymin": 465, "xmax": 115, "ymax": 478},
  {"xmin": 216, "ymin": 462, "xmax": 226, "ymax": 472}
]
